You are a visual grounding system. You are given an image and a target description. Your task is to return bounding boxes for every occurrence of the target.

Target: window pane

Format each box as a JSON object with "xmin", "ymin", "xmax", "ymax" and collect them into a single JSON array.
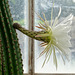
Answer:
[
  {"xmin": 8, "ymin": 0, "xmax": 28, "ymax": 73},
  {"xmin": 34, "ymin": 0, "xmax": 75, "ymax": 73}
]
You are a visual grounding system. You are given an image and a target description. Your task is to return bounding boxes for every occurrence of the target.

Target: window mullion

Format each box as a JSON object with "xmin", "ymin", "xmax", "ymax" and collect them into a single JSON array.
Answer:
[{"xmin": 28, "ymin": 0, "xmax": 34, "ymax": 75}]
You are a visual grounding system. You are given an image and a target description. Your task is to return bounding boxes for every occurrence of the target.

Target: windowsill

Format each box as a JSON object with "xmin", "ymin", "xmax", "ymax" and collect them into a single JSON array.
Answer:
[{"xmin": 23, "ymin": 73, "xmax": 75, "ymax": 75}]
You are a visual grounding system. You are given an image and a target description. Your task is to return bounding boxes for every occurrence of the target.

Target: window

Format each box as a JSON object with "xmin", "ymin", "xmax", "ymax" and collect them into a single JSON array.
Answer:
[{"xmin": 9, "ymin": 0, "xmax": 75, "ymax": 75}]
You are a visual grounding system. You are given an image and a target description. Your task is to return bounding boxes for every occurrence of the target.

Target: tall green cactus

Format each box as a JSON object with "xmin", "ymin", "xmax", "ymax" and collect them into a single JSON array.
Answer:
[{"xmin": 0, "ymin": 0, "xmax": 23, "ymax": 75}]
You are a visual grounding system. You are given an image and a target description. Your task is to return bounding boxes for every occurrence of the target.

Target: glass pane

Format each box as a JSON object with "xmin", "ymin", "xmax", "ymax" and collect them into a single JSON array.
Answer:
[
  {"xmin": 8, "ymin": 0, "xmax": 28, "ymax": 73},
  {"xmin": 34, "ymin": 0, "xmax": 75, "ymax": 73}
]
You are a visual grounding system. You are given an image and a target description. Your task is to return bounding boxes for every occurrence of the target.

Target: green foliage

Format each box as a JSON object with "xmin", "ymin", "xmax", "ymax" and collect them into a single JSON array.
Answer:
[
  {"xmin": 0, "ymin": 0, "xmax": 23, "ymax": 75},
  {"xmin": 14, "ymin": 19, "xmax": 25, "ymax": 26},
  {"xmin": 36, "ymin": 20, "xmax": 44, "ymax": 24},
  {"xmin": 11, "ymin": 0, "xmax": 15, "ymax": 4}
]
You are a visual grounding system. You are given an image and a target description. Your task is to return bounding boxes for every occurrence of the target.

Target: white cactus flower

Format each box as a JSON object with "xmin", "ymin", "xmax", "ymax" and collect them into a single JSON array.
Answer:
[{"xmin": 35, "ymin": 7, "xmax": 73, "ymax": 69}]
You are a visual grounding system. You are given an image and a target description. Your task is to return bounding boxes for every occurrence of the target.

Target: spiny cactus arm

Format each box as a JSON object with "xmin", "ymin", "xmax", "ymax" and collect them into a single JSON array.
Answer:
[
  {"xmin": 4, "ymin": 0, "xmax": 23, "ymax": 74},
  {"xmin": 0, "ymin": 27, "xmax": 9, "ymax": 75},
  {"xmin": 0, "ymin": 0, "xmax": 23, "ymax": 75},
  {"xmin": 0, "ymin": 32, "xmax": 2, "ymax": 75},
  {"xmin": 13, "ymin": 23, "xmax": 50, "ymax": 43},
  {"xmin": 0, "ymin": 7, "xmax": 10, "ymax": 75},
  {"xmin": 5, "ymin": 0, "xmax": 24, "ymax": 74}
]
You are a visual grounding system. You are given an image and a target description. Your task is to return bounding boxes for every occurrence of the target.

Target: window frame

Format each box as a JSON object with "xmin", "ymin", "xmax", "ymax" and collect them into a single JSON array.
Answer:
[{"xmin": 28, "ymin": 0, "xmax": 34, "ymax": 75}]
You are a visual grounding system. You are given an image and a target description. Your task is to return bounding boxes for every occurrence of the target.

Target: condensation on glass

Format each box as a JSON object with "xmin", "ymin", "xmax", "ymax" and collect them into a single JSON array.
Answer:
[
  {"xmin": 8, "ymin": 0, "xmax": 28, "ymax": 73},
  {"xmin": 34, "ymin": 0, "xmax": 75, "ymax": 73}
]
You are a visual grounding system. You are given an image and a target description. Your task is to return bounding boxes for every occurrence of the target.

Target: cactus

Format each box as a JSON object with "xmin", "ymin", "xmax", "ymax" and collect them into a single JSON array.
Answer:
[
  {"xmin": 0, "ymin": 0, "xmax": 23, "ymax": 75},
  {"xmin": 13, "ymin": 23, "xmax": 50, "ymax": 43}
]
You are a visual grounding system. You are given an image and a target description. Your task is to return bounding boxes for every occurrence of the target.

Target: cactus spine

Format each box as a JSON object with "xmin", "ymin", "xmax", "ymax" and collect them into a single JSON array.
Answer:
[{"xmin": 0, "ymin": 0, "xmax": 23, "ymax": 75}]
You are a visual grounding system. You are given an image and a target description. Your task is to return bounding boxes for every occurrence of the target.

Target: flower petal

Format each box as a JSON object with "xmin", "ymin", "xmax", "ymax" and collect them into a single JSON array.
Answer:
[
  {"xmin": 53, "ymin": 7, "xmax": 61, "ymax": 26},
  {"xmin": 53, "ymin": 45, "xmax": 57, "ymax": 69}
]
